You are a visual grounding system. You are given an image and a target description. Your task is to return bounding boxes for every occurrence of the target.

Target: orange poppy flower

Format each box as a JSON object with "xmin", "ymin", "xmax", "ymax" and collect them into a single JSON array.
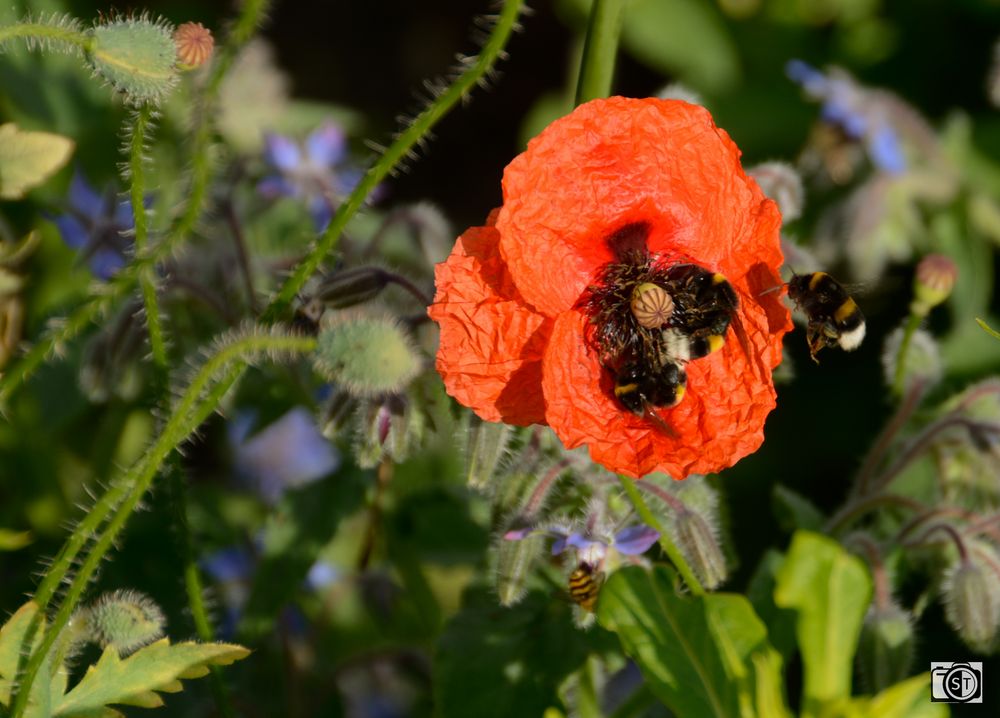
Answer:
[{"xmin": 429, "ymin": 97, "xmax": 791, "ymax": 478}]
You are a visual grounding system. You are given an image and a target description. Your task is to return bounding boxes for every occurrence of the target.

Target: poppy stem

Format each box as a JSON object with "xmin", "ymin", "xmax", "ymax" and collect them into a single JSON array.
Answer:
[
  {"xmin": 575, "ymin": 0, "xmax": 626, "ymax": 106},
  {"xmin": 617, "ymin": 474, "xmax": 705, "ymax": 596}
]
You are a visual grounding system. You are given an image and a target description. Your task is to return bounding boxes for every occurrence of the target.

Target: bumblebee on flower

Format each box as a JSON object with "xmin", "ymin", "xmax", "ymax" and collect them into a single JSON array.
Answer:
[{"xmin": 429, "ymin": 97, "xmax": 791, "ymax": 479}]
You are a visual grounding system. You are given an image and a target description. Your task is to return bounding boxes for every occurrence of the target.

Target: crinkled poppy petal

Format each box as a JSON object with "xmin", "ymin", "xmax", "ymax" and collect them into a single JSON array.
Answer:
[
  {"xmin": 429, "ymin": 224, "xmax": 550, "ymax": 425},
  {"xmin": 497, "ymin": 97, "xmax": 782, "ymax": 315},
  {"xmin": 541, "ymin": 310, "xmax": 779, "ymax": 479}
]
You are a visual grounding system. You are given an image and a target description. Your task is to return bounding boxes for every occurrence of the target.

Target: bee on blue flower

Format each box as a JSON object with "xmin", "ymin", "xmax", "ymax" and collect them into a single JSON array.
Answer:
[
  {"xmin": 257, "ymin": 122, "xmax": 366, "ymax": 231},
  {"xmin": 48, "ymin": 170, "xmax": 150, "ymax": 280},
  {"xmin": 786, "ymin": 60, "xmax": 907, "ymax": 177}
]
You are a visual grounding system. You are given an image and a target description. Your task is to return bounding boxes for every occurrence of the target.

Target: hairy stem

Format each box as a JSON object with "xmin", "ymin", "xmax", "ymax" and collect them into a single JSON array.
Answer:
[
  {"xmin": 130, "ymin": 103, "xmax": 168, "ymax": 368},
  {"xmin": 0, "ymin": 22, "xmax": 92, "ymax": 51},
  {"xmin": 617, "ymin": 475, "xmax": 705, "ymax": 596},
  {"xmin": 11, "ymin": 332, "xmax": 316, "ymax": 717},
  {"xmin": 575, "ymin": 0, "xmax": 626, "ymax": 105},
  {"xmin": 264, "ymin": 0, "xmax": 527, "ymax": 319},
  {"xmin": 891, "ymin": 312, "xmax": 923, "ymax": 396}
]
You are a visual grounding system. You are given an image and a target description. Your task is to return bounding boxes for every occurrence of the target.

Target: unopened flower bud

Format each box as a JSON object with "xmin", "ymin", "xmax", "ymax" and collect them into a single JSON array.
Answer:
[
  {"xmin": 495, "ymin": 533, "xmax": 544, "ymax": 607},
  {"xmin": 857, "ymin": 602, "xmax": 915, "ymax": 692},
  {"xmin": 463, "ymin": 414, "xmax": 514, "ymax": 490},
  {"xmin": 881, "ymin": 325, "xmax": 942, "ymax": 394},
  {"xmin": 314, "ymin": 267, "xmax": 391, "ymax": 310},
  {"xmin": 749, "ymin": 162, "xmax": 805, "ymax": 222},
  {"xmin": 943, "ymin": 553, "xmax": 1000, "ymax": 652},
  {"xmin": 313, "ymin": 314, "xmax": 422, "ymax": 398},
  {"xmin": 354, "ymin": 395, "xmax": 425, "ymax": 468},
  {"xmin": 79, "ymin": 302, "xmax": 146, "ymax": 402},
  {"xmin": 90, "ymin": 17, "xmax": 179, "ymax": 105},
  {"xmin": 174, "ymin": 22, "xmax": 214, "ymax": 70},
  {"xmin": 672, "ymin": 509, "xmax": 727, "ymax": 589},
  {"xmin": 911, "ymin": 254, "xmax": 957, "ymax": 317},
  {"xmin": 319, "ymin": 390, "xmax": 358, "ymax": 439},
  {"xmin": 77, "ymin": 589, "xmax": 166, "ymax": 655}
]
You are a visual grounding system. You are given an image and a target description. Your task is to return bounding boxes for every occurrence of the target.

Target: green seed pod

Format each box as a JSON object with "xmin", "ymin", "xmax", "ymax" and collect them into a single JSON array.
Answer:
[
  {"xmin": 88, "ymin": 15, "xmax": 179, "ymax": 106},
  {"xmin": 672, "ymin": 509, "xmax": 727, "ymax": 590},
  {"xmin": 943, "ymin": 553, "xmax": 1000, "ymax": 652},
  {"xmin": 78, "ymin": 589, "xmax": 166, "ymax": 655},
  {"xmin": 313, "ymin": 313, "xmax": 422, "ymax": 397},
  {"xmin": 857, "ymin": 602, "xmax": 915, "ymax": 693},
  {"xmin": 495, "ymin": 533, "xmax": 544, "ymax": 607},
  {"xmin": 463, "ymin": 414, "xmax": 514, "ymax": 490}
]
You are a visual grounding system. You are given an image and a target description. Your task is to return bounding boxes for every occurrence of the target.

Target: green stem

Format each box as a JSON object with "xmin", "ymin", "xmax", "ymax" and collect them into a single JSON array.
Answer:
[
  {"xmin": 130, "ymin": 104, "xmax": 168, "ymax": 368},
  {"xmin": 264, "ymin": 0, "xmax": 526, "ymax": 320},
  {"xmin": 10, "ymin": 332, "xmax": 315, "ymax": 718},
  {"xmin": 166, "ymin": 461, "xmax": 235, "ymax": 718},
  {"xmin": 892, "ymin": 311, "xmax": 923, "ymax": 396},
  {"xmin": 617, "ymin": 475, "xmax": 704, "ymax": 596},
  {"xmin": 0, "ymin": 0, "xmax": 272, "ymax": 407},
  {"xmin": 0, "ymin": 22, "xmax": 92, "ymax": 52},
  {"xmin": 574, "ymin": 0, "xmax": 626, "ymax": 106}
]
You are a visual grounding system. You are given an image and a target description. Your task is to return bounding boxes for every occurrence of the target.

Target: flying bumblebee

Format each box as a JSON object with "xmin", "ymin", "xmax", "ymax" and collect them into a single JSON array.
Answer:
[
  {"xmin": 567, "ymin": 562, "xmax": 604, "ymax": 613},
  {"xmin": 787, "ymin": 271, "xmax": 865, "ymax": 362},
  {"xmin": 579, "ymin": 222, "xmax": 743, "ymax": 426}
]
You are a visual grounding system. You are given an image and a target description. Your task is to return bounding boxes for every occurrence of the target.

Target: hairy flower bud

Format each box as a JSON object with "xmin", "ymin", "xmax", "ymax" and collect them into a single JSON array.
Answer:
[
  {"xmin": 857, "ymin": 602, "xmax": 915, "ymax": 692},
  {"xmin": 89, "ymin": 15, "xmax": 179, "ymax": 105},
  {"xmin": 174, "ymin": 21, "xmax": 213, "ymax": 70},
  {"xmin": 314, "ymin": 267, "xmax": 391, "ymax": 310},
  {"xmin": 942, "ymin": 552, "xmax": 1000, "ymax": 652},
  {"xmin": 313, "ymin": 314, "xmax": 422, "ymax": 397},
  {"xmin": 911, "ymin": 253, "xmax": 957, "ymax": 317},
  {"xmin": 672, "ymin": 508, "xmax": 727, "ymax": 590},
  {"xmin": 77, "ymin": 589, "xmax": 166, "ymax": 655},
  {"xmin": 881, "ymin": 325, "xmax": 942, "ymax": 394},
  {"xmin": 354, "ymin": 395, "xmax": 425, "ymax": 468},
  {"xmin": 463, "ymin": 414, "xmax": 514, "ymax": 490},
  {"xmin": 495, "ymin": 533, "xmax": 544, "ymax": 607}
]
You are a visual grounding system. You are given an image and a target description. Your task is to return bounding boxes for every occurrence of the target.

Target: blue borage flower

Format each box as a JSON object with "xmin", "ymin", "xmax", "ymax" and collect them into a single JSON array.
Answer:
[
  {"xmin": 786, "ymin": 60, "xmax": 906, "ymax": 175},
  {"xmin": 49, "ymin": 170, "xmax": 149, "ymax": 279},
  {"xmin": 504, "ymin": 522, "xmax": 660, "ymax": 567},
  {"xmin": 257, "ymin": 122, "xmax": 365, "ymax": 230},
  {"xmin": 229, "ymin": 407, "xmax": 340, "ymax": 504}
]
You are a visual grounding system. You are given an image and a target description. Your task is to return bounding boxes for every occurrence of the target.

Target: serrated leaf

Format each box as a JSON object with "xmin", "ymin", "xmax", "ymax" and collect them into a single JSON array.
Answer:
[
  {"xmin": 774, "ymin": 532, "xmax": 872, "ymax": 717},
  {"xmin": 54, "ymin": 638, "xmax": 250, "ymax": 716},
  {"xmin": 597, "ymin": 565, "xmax": 790, "ymax": 718},
  {"xmin": 0, "ymin": 123, "xmax": 74, "ymax": 199}
]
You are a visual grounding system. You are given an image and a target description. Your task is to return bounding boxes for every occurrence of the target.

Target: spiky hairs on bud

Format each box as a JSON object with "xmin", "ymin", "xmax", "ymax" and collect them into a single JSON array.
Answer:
[
  {"xmin": 88, "ymin": 14, "xmax": 179, "ymax": 106},
  {"xmin": 313, "ymin": 313, "xmax": 422, "ymax": 397},
  {"xmin": 857, "ymin": 602, "xmax": 915, "ymax": 693},
  {"xmin": 77, "ymin": 589, "xmax": 166, "ymax": 655},
  {"xmin": 942, "ymin": 549, "xmax": 1000, "ymax": 652},
  {"xmin": 353, "ymin": 395, "xmax": 426, "ymax": 468},
  {"xmin": 494, "ymin": 532, "xmax": 544, "ymax": 607},
  {"xmin": 462, "ymin": 414, "xmax": 515, "ymax": 490}
]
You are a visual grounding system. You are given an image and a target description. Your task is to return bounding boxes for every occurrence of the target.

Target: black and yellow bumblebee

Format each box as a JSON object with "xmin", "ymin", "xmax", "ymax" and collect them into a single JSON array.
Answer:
[
  {"xmin": 579, "ymin": 222, "xmax": 742, "ymax": 426},
  {"xmin": 787, "ymin": 271, "xmax": 865, "ymax": 362},
  {"xmin": 567, "ymin": 562, "xmax": 604, "ymax": 613}
]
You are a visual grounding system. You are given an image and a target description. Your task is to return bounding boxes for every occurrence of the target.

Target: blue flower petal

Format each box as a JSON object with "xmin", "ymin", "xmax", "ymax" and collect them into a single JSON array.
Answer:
[
  {"xmin": 551, "ymin": 537, "xmax": 569, "ymax": 555},
  {"xmin": 866, "ymin": 123, "xmax": 907, "ymax": 174},
  {"xmin": 112, "ymin": 198, "xmax": 136, "ymax": 229},
  {"xmin": 263, "ymin": 132, "xmax": 302, "ymax": 172},
  {"xmin": 306, "ymin": 123, "xmax": 347, "ymax": 167},
  {"xmin": 233, "ymin": 407, "xmax": 340, "ymax": 504},
  {"xmin": 257, "ymin": 175, "xmax": 299, "ymax": 200},
  {"xmin": 89, "ymin": 246, "xmax": 126, "ymax": 280},
  {"xmin": 306, "ymin": 561, "xmax": 341, "ymax": 590},
  {"xmin": 309, "ymin": 196, "xmax": 333, "ymax": 231},
  {"xmin": 786, "ymin": 59, "xmax": 828, "ymax": 96},
  {"xmin": 51, "ymin": 213, "xmax": 90, "ymax": 250},
  {"xmin": 566, "ymin": 533, "xmax": 605, "ymax": 553},
  {"xmin": 201, "ymin": 545, "xmax": 255, "ymax": 582},
  {"xmin": 68, "ymin": 170, "xmax": 105, "ymax": 218},
  {"xmin": 613, "ymin": 524, "xmax": 660, "ymax": 555}
]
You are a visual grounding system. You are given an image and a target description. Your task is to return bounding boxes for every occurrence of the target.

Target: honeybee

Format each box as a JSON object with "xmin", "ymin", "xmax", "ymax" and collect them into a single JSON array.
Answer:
[
  {"xmin": 567, "ymin": 562, "xmax": 604, "ymax": 613},
  {"xmin": 579, "ymin": 222, "xmax": 743, "ymax": 427},
  {"xmin": 787, "ymin": 271, "xmax": 865, "ymax": 362}
]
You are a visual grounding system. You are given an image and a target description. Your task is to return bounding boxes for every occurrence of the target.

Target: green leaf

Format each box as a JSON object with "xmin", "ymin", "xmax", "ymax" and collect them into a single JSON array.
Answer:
[
  {"xmin": 598, "ymin": 565, "xmax": 790, "ymax": 718},
  {"xmin": 0, "ymin": 601, "xmax": 57, "ymax": 716},
  {"xmin": 976, "ymin": 317, "xmax": 1000, "ymax": 341},
  {"xmin": 0, "ymin": 123, "xmax": 74, "ymax": 199},
  {"xmin": 746, "ymin": 550, "xmax": 797, "ymax": 660},
  {"xmin": 772, "ymin": 485, "xmax": 827, "ymax": 533},
  {"xmin": 54, "ymin": 638, "xmax": 250, "ymax": 716},
  {"xmin": 434, "ymin": 588, "xmax": 596, "ymax": 718},
  {"xmin": 774, "ymin": 531, "xmax": 872, "ymax": 718},
  {"xmin": 824, "ymin": 674, "xmax": 948, "ymax": 718}
]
